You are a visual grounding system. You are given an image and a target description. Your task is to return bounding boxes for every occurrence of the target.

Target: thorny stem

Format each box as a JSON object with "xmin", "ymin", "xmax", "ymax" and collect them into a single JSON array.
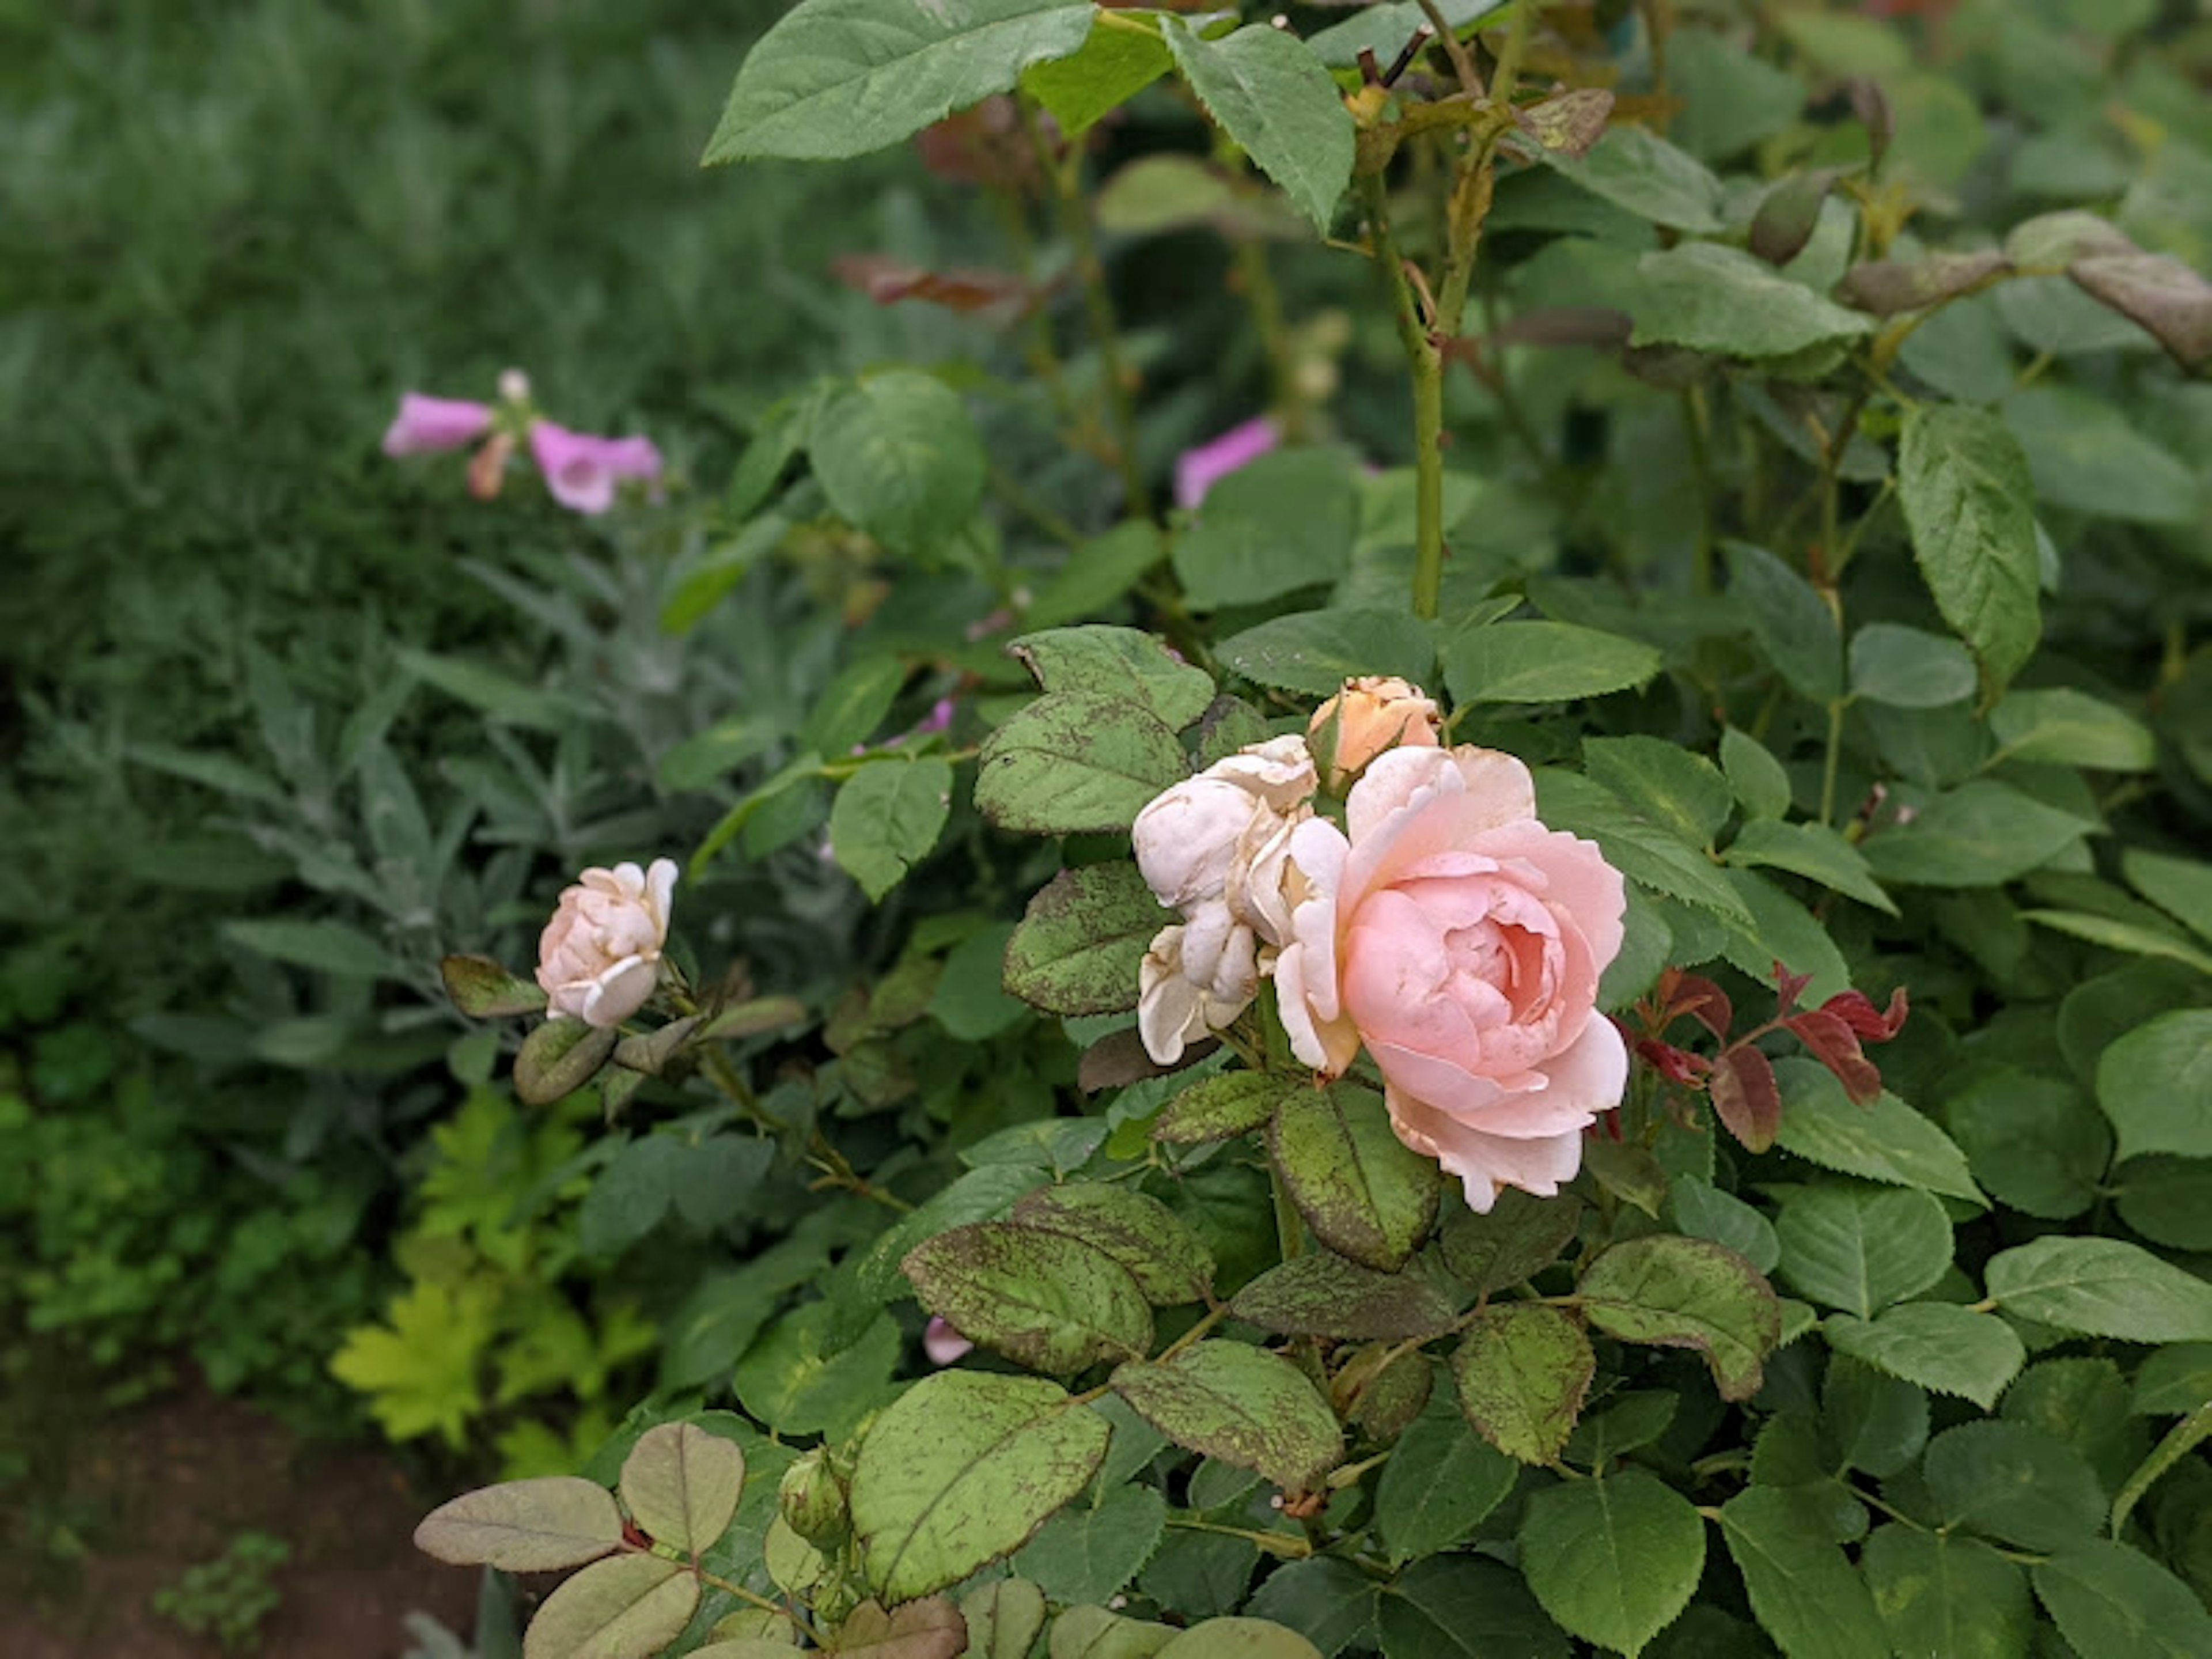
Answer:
[
  {"xmin": 1235, "ymin": 236, "xmax": 1303, "ymax": 443},
  {"xmin": 1414, "ymin": 0, "xmax": 1483, "ymax": 97},
  {"xmin": 1019, "ymin": 94, "xmax": 1147, "ymax": 520},
  {"xmin": 1164, "ymin": 1516, "xmax": 1313, "ymax": 1559}
]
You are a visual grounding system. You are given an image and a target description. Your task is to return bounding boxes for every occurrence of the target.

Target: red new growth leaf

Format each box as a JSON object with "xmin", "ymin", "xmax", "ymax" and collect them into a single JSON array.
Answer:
[
  {"xmin": 1772, "ymin": 963, "xmax": 1813, "ymax": 1016},
  {"xmin": 1635, "ymin": 1038, "xmax": 1711, "ymax": 1087},
  {"xmin": 1669, "ymin": 973, "xmax": 1733, "ymax": 1041},
  {"xmin": 1785, "ymin": 1009, "xmax": 1884, "ymax": 1105},
  {"xmin": 1710, "ymin": 1046, "xmax": 1782, "ymax": 1153},
  {"xmin": 1820, "ymin": 987, "xmax": 1910, "ymax": 1044}
]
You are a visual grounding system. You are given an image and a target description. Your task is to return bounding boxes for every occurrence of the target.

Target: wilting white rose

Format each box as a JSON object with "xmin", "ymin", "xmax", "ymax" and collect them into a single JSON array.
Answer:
[
  {"xmin": 1131, "ymin": 737, "xmax": 1317, "ymax": 1063},
  {"xmin": 535, "ymin": 858, "xmax": 678, "ymax": 1028},
  {"xmin": 1138, "ymin": 913, "xmax": 1261, "ymax": 1065}
]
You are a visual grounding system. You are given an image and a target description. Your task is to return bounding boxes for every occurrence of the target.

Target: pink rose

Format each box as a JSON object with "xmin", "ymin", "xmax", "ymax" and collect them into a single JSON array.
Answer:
[
  {"xmin": 1174, "ymin": 416, "xmax": 1280, "ymax": 510},
  {"xmin": 528, "ymin": 423, "xmax": 665, "ymax": 516},
  {"xmin": 535, "ymin": 858, "xmax": 678, "ymax": 1028},
  {"xmin": 381, "ymin": 393, "xmax": 493, "ymax": 456},
  {"xmin": 1274, "ymin": 746, "xmax": 1628, "ymax": 1211}
]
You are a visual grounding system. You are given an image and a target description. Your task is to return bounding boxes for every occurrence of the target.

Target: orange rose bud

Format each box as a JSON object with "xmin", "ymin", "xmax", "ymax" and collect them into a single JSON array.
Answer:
[{"xmin": 1310, "ymin": 676, "xmax": 1441, "ymax": 790}]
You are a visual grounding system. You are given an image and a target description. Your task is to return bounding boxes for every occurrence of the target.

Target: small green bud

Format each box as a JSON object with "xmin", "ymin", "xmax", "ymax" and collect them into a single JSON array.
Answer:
[{"xmin": 778, "ymin": 1446, "xmax": 850, "ymax": 1546}]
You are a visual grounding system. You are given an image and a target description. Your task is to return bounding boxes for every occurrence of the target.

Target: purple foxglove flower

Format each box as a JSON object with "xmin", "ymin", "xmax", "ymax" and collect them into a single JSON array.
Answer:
[
  {"xmin": 923, "ymin": 1316, "xmax": 974, "ymax": 1366},
  {"xmin": 382, "ymin": 393, "xmax": 494, "ymax": 456},
  {"xmin": 529, "ymin": 422, "xmax": 664, "ymax": 516},
  {"xmin": 1174, "ymin": 415, "xmax": 1280, "ymax": 510}
]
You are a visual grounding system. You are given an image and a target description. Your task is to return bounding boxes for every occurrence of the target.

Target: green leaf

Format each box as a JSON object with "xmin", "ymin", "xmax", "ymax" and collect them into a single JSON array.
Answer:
[
  {"xmin": 1861, "ymin": 1527, "xmax": 2032, "ymax": 1659},
  {"xmin": 2112, "ymin": 1400, "xmax": 2212, "ymax": 1536},
  {"xmin": 1025, "ymin": 520, "xmax": 1171, "ymax": 628},
  {"xmin": 1002, "ymin": 862, "xmax": 1161, "ymax": 1016},
  {"xmin": 1823, "ymin": 1304, "xmax": 2025, "ymax": 1410},
  {"xmin": 1171, "ymin": 449, "xmax": 1358, "ymax": 611},
  {"xmin": 1534, "ymin": 771, "xmax": 1756, "ymax": 929},
  {"xmin": 441, "ymin": 955, "xmax": 550, "ymax": 1019},
  {"xmin": 522, "ymin": 1552, "xmax": 698, "ymax": 1659},
  {"xmin": 2117, "ymin": 1155, "xmax": 2212, "ymax": 1250},
  {"xmin": 903, "ymin": 1221, "xmax": 1153, "ymax": 1374},
  {"xmin": 1717, "ymin": 1486, "xmax": 1889, "ymax": 1659},
  {"xmin": 395, "ymin": 646, "xmax": 579, "ymax": 730},
  {"xmin": 811, "ymin": 371, "xmax": 986, "ymax": 553},
  {"xmin": 2123, "ymin": 850, "xmax": 2212, "ymax": 945},
  {"xmin": 975, "ymin": 692, "xmax": 1188, "ymax": 835},
  {"xmin": 1823, "ymin": 1356, "xmax": 1929, "ymax": 1478},
  {"xmin": 963, "ymin": 1579, "xmax": 1050, "ymax": 1659},
  {"xmin": 579, "ymin": 1136, "xmax": 681, "ymax": 1260},
  {"xmin": 1012, "ymin": 626, "xmax": 1216, "ymax": 730},
  {"xmin": 1771, "ymin": 1059, "xmax": 1986, "ymax": 1205},
  {"xmin": 704, "ymin": 0, "xmax": 1093, "ymax": 162},
  {"xmin": 1944, "ymin": 1068, "xmax": 2108, "ymax": 1219},
  {"xmin": 1014, "ymin": 1484, "xmax": 1167, "ymax": 1606},
  {"xmin": 1668, "ymin": 1176, "xmax": 1780, "ymax": 1275},
  {"xmin": 800, "ymin": 655, "xmax": 908, "ymax": 755},
  {"xmin": 1861, "ymin": 779, "xmax": 2088, "ymax": 889},
  {"xmin": 1925, "ymin": 1420, "xmax": 2106, "ymax": 1550},
  {"xmin": 2135, "ymin": 1343, "xmax": 2212, "ymax": 1414},
  {"xmin": 2021, "ymin": 909, "xmax": 2212, "ymax": 975},
  {"xmin": 1577, "ymin": 1235, "xmax": 1781, "ymax": 1402},
  {"xmin": 1021, "ymin": 14, "xmax": 1171, "ymax": 136},
  {"xmin": 223, "ymin": 918, "xmax": 394, "ymax": 978},
  {"xmin": 2097, "ymin": 1009, "xmax": 2212, "ymax": 1161},
  {"xmin": 1849, "ymin": 623, "xmax": 1978, "ymax": 709},
  {"xmin": 691, "ymin": 753, "xmax": 827, "ymax": 877},
  {"xmin": 1373, "ymin": 1385, "xmax": 1519, "ymax": 1565},
  {"xmin": 1441, "ymin": 621, "xmax": 1663, "ymax": 705},
  {"xmin": 1012, "ymin": 1182, "xmax": 1216, "ymax": 1306},
  {"xmin": 1230, "ymin": 1252, "xmax": 1457, "ymax": 1342},
  {"xmin": 1218, "ymin": 608, "xmax": 1438, "ymax": 698},
  {"xmin": 1450, "ymin": 1303, "xmax": 1595, "ymax": 1464},
  {"xmin": 513, "ymin": 1020, "xmax": 619, "ymax": 1107},
  {"xmin": 1582, "ymin": 737, "xmax": 1733, "ymax": 851},
  {"xmin": 732, "ymin": 1305, "xmax": 902, "ymax": 1439},
  {"xmin": 1542, "ymin": 124, "xmax": 1726, "ymax": 232},
  {"xmin": 1775, "ymin": 1183, "xmax": 1952, "ymax": 1320},
  {"xmin": 1153, "ymin": 1072, "xmax": 1295, "ymax": 1146},
  {"xmin": 2005, "ymin": 383, "xmax": 2200, "ymax": 527},
  {"xmin": 835, "ymin": 1597, "xmax": 970, "ymax": 1659},
  {"xmin": 1724, "ymin": 821, "xmax": 1897, "ymax": 915},
  {"xmin": 831, "ymin": 758, "xmax": 953, "ymax": 901},
  {"xmin": 1268, "ymin": 1081, "xmax": 1442, "ymax": 1272},
  {"xmin": 414, "ymin": 1477, "xmax": 624, "ymax": 1571},
  {"xmin": 1437, "ymin": 1189, "xmax": 1584, "ymax": 1296},
  {"xmin": 1110, "ymin": 1341, "xmax": 1342, "ymax": 1491},
  {"xmin": 1986, "ymin": 1236, "xmax": 2212, "ymax": 1343},
  {"xmin": 1154, "ymin": 1619, "xmax": 1325, "ymax": 1658},
  {"xmin": 1159, "ymin": 19, "xmax": 1353, "ymax": 232},
  {"xmin": 849, "ymin": 1371, "xmax": 1111, "ymax": 1603},
  {"xmin": 1138, "ymin": 1530, "xmax": 1261, "ymax": 1623},
  {"xmin": 1246, "ymin": 1557, "xmax": 1381, "ymax": 1658},
  {"xmin": 2032, "ymin": 1541, "xmax": 2212, "ymax": 1659},
  {"xmin": 618, "ymin": 1423, "xmax": 746, "ymax": 1556},
  {"xmin": 1720, "ymin": 728, "xmax": 1794, "ymax": 822},
  {"xmin": 1050, "ymin": 1606, "xmax": 1178, "ymax": 1658},
  {"xmin": 1897, "ymin": 403, "xmax": 2041, "ymax": 693},
  {"xmin": 1726, "ymin": 540, "xmax": 1842, "ymax": 705},
  {"xmin": 1377, "ymin": 1555, "xmax": 1571, "ymax": 1659},
  {"xmin": 1991, "ymin": 687, "xmax": 2157, "ymax": 772},
  {"xmin": 1630, "ymin": 243, "xmax": 1875, "ymax": 358},
  {"xmin": 1306, "ymin": 0, "xmax": 1506, "ymax": 70},
  {"xmin": 1520, "ymin": 1469, "xmax": 1705, "ymax": 1656}
]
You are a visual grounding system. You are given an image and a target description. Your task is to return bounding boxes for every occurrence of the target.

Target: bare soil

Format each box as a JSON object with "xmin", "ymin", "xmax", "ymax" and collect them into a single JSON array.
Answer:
[{"xmin": 11, "ymin": 1370, "xmax": 479, "ymax": 1659}]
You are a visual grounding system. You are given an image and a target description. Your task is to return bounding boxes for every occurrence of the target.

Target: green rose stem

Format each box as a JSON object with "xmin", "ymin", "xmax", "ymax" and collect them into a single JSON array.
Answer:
[
  {"xmin": 1018, "ymin": 94, "xmax": 1149, "ymax": 521},
  {"xmin": 1359, "ymin": 5, "xmax": 1529, "ymax": 620}
]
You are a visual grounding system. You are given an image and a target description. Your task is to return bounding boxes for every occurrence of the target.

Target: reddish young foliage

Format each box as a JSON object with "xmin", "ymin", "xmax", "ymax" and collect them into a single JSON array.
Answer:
[
  {"xmin": 1820, "ymin": 986, "xmax": 1910, "ymax": 1043},
  {"xmin": 1710, "ymin": 1046, "xmax": 1782, "ymax": 1152},
  {"xmin": 831, "ymin": 255, "xmax": 1040, "ymax": 322},
  {"xmin": 1635, "ymin": 1037, "xmax": 1710, "ymax": 1088},
  {"xmin": 1785, "ymin": 1009, "xmax": 1884, "ymax": 1105}
]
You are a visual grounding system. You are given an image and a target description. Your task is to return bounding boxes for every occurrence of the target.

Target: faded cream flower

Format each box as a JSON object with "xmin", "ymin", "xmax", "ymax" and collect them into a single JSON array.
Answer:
[{"xmin": 535, "ymin": 858, "xmax": 678, "ymax": 1028}]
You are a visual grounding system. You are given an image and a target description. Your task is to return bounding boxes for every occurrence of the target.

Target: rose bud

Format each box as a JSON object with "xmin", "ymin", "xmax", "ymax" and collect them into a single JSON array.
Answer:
[
  {"xmin": 1309, "ymin": 676, "xmax": 1441, "ymax": 791},
  {"xmin": 535, "ymin": 858, "xmax": 677, "ymax": 1028}
]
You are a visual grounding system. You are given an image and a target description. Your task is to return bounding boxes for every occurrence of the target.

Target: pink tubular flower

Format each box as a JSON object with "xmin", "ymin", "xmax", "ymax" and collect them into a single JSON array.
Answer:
[
  {"xmin": 1175, "ymin": 416, "xmax": 1280, "ymax": 510},
  {"xmin": 382, "ymin": 393, "xmax": 494, "ymax": 456},
  {"xmin": 1272, "ymin": 745, "xmax": 1628, "ymax": 1213},
  {"xmin": 528, "ymin": 423, "xmax": 665, "ymax": 516}
]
